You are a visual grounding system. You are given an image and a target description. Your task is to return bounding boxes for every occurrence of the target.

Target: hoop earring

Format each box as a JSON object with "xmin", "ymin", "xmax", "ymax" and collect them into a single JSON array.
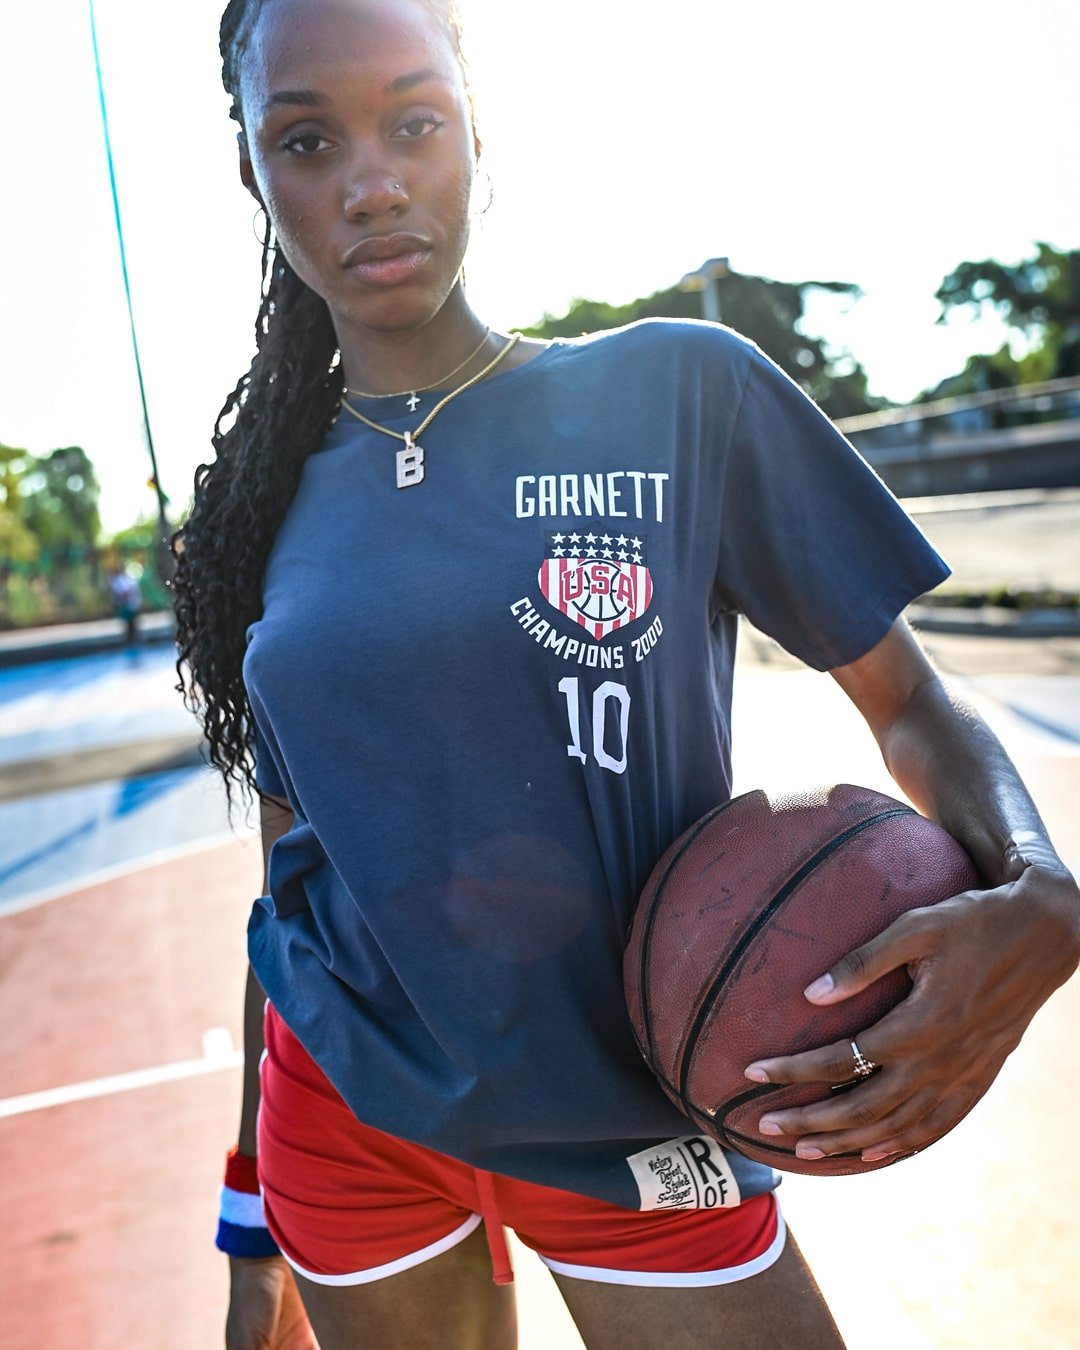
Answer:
[
  {"xmin": 252, "ymin": 206, "xmax": 274, "ymax": 246},
  {"xmin": 472, "ymin": 165, "xmax": 495, "ymax": 218}
]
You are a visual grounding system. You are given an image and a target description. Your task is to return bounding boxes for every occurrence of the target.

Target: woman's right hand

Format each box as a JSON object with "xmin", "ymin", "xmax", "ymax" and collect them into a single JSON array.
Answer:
[{"xmin": 226, "ymin": 1255, "xmax": 319, "ymax": 1350}]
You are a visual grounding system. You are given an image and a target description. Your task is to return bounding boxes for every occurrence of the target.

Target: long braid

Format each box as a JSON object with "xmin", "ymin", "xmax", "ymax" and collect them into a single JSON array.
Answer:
[{"xmin": 173, "ymin": 0, "xmax": 473, "ymax": 812}]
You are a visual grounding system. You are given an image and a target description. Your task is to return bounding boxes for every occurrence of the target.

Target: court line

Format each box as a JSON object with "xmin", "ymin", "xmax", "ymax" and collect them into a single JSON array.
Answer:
[
  {"xmin": 0, "ymin": 1028, "xmax": 242, "ymax": 1119},
  {"xmin": 0, "ymin": 827, "xmax": 258, "ymax": 918}
]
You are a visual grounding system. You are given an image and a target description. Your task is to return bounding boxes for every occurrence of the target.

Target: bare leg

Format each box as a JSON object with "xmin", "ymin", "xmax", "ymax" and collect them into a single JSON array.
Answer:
[
  {"xmin": 552, "ymin": 1231, "xmax": 844, "ymax": 1350},
  {"xmin": 293, "ymin": 1224, "xmax": 517, "ymax": 1350}
]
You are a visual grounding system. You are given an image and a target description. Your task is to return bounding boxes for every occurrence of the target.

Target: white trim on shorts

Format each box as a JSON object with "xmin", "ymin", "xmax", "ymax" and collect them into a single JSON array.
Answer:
[
  {"xmin": 538, "ymin": 1205, "xmax": 788, "ymax": 1288},
  {"xmin": 280, "ymin": 1213, "xmax": 483, "ymax": 1287}
]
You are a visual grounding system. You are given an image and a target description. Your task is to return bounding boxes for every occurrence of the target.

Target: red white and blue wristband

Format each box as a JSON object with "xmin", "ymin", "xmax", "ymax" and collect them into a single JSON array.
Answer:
[{"xmin": 215, "ymin": 1147, "xmax": 280, "ymax": 1259}]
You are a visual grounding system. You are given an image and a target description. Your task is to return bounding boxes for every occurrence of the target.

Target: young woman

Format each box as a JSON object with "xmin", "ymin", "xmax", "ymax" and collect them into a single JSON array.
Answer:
[{"xmin": 173, "ymin": 2, "xmax": 1079, "ymax": 1346}]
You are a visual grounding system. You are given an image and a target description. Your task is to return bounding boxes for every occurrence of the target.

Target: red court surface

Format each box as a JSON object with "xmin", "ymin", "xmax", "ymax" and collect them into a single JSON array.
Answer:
[
  {"xmin": 3, "ymin": 650, "xmax": 1079, "ymax": 1348},
  {"xmin": 1, "ymin": 839, "xmax": 257, "ymax": 1348}
]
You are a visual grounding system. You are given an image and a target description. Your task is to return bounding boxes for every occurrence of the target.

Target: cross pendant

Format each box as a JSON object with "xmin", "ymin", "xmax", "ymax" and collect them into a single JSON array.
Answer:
[
  {"xmin": 406, "ymin": 391, "xmax": 421, "ymax": 413},
  {"xmin": 396, "ymin": 431, "xmax": 425, "ymax": 488}
]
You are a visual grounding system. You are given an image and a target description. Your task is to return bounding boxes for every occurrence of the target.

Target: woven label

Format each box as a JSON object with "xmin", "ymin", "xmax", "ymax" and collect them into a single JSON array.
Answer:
[{"xmin": 627, "ymin": 1135, "xmax": 742, "ymax": 1211}]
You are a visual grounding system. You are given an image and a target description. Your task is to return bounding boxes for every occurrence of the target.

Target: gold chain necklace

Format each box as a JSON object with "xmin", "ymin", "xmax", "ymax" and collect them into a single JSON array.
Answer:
[
  {"xmin": 339, "ymin": 331, "xmax": 522, "ymax": 488},
  {"xmin": 343, "ymin": 326, "xmax": 491, "ymax": 413}
]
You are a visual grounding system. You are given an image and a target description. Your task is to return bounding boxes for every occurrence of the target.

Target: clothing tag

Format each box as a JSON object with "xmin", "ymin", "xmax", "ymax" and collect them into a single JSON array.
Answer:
[{"xmin": 627, "ymin": 1135, "xmax": 742, "ymax": 1211}]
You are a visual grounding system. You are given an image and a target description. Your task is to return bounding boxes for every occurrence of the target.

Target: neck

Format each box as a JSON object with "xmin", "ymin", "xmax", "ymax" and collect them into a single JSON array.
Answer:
[{"xmin": 336, "ymin": 289, "xmax": 491, "ymax": 395}]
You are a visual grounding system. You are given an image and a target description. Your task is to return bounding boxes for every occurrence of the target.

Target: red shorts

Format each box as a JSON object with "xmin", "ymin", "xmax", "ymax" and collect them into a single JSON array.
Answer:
[{"xmin": 258, "ymin": 1003, "xmax": 785, "ymax": 1288}]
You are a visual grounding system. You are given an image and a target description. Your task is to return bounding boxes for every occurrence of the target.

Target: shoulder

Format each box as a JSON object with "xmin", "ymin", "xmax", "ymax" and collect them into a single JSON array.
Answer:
[
  {"xmin": 553, "ymin": 320, "xmax": 761, "ymax": 403},
  {"xmin": 569, "ymin": 317, "xmax": 757, "ymax": 365}
]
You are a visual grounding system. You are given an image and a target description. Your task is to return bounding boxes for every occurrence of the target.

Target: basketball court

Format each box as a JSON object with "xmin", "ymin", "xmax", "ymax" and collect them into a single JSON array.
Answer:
[{"xmin": 2, "ymin": 632, "xmax": 1078, "ymax": 1348}]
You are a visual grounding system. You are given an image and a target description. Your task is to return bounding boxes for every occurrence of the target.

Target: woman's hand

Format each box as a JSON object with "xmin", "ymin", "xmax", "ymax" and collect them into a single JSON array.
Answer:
[
  {"xmin": 744, "ymin": 860, "xmax": 1080, "ymax": 1162},
  {"xmin": 227, "ymin": 1255, "xmax": 318, "ymax": 1350}
]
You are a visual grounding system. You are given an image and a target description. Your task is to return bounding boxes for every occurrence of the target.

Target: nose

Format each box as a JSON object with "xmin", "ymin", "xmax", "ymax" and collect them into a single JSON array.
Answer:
[{"xmin": 343, "ymin": 156, "xmax": 410, "ymax": 220}]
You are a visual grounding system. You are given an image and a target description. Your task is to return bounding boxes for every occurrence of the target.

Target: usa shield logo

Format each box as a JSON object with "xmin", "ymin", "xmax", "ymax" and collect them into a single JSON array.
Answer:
[{"xmin": 538, "ymin": 531, "xmax": 653, "ymax": 641}]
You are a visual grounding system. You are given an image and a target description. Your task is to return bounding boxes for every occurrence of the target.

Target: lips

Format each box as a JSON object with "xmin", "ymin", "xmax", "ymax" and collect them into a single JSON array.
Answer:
[
  {"xmin": 341, "ymin": 233, "xmax": 434, "ymax": 287},
  {"xmin": 342, "ymin": 232, "xmax": 433, "ymax": 267}
]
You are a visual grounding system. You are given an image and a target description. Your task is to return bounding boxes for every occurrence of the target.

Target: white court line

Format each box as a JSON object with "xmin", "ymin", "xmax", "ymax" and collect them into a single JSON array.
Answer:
[
  {"xmin": 0, "ymin": 827, "xmax": 258, "ymax": 918},
  {"xmin": 0, "ymin": 1028, "xmax": 242, "ymax": 1120}
]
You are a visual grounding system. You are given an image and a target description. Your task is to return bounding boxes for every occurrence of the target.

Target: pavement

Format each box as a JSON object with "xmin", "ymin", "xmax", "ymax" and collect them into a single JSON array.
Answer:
[{"xmin": 1, "ymin": 487, "xmax": 1078, "ymax": 1347}]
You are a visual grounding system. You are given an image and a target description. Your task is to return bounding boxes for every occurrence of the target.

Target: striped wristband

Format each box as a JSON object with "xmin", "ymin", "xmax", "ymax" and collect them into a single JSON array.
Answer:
[{"xmin": 215, "ymin": 1147, "xmax": 280, "ymax": 1258}]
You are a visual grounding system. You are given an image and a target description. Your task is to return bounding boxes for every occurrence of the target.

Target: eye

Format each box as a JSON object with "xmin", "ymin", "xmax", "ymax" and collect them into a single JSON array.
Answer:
[
  {"xmin": 282, "ymin": 130, "xmax": 334, "ymax": 155},
  {"xmin": 393, "ymin": 114, "xmax": 444, "ymax": 140}
]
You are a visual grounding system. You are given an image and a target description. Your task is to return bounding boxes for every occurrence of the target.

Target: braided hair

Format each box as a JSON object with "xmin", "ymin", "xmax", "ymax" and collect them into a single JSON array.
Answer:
[{"xmin": 173, "ymin": 0, "xmax": 472, "ymax": 811}]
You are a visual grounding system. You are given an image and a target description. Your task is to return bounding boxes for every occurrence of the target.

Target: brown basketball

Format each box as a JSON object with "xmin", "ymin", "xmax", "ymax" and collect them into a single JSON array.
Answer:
[{"xmin": 624, "ymin": 784, "xmax": 979, "ymax": 1176}]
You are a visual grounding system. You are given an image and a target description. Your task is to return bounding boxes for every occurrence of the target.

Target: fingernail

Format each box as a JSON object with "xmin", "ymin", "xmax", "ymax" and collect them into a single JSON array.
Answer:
[
  {"xmin": 758, "ymin": 1119, "xmax": 783, "ymax": 1136},
  {"xmin": 861, "ymin": 1150, "xmax": 892, "ymax": 1163},
  {"xmin": 795, "ymin": 1144, "xmax": 825, "ymax": 1160},
  {"xmin": 744, "ymin": 1066, "xmax": 769, "ymax": 1083},
  {"xmin": 804, "ymin": 973, "xmax": 835, "ymax": 1000}
]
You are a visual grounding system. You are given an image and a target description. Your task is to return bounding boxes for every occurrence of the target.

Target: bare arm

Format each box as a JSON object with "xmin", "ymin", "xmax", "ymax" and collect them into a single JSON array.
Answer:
[
  {"xmin": 238, "ymin": 792, "xmax": 295, "ymax": 1157},
  {"xmin": 226, "ymin": 792, "xmax": 317, "ymax": 1350},
  {"xmin": 745, "ymin": 619, "xmax": 1080, "ymax": 1162}
]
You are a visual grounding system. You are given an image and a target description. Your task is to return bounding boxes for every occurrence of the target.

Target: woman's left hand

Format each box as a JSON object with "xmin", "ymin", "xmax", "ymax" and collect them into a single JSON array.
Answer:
[{"xmin": 743, "ymin": 859, "xmax": 1080, "ymax": 1162}]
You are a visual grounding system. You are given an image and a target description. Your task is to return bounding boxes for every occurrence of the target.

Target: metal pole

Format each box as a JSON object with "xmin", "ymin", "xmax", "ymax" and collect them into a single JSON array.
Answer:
[{"xmin": 89, "ymin": 0, "xmax": 173, "ymax": 583}]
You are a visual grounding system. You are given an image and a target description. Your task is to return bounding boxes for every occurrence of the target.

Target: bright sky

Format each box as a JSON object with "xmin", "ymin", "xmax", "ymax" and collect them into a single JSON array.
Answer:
[{"xmin": 1, "ymin": 0, "xmax": 1077, "ymax": 531}]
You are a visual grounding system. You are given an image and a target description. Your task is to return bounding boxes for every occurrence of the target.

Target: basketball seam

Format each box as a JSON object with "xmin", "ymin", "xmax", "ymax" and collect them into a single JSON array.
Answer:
[
  {"xmin": 673, "ymin": 806, "xmax": 914, "ymax": 1106},
  {"xmin": 636, "ymin": 797, "xmax": 743, "ymax": 1075}
]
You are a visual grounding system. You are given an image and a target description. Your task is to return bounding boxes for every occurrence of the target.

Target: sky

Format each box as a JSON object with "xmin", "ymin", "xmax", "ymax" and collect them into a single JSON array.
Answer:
[{"xmin": 1, "ymin": 0, "xmax": 1078, "ymax": 531}]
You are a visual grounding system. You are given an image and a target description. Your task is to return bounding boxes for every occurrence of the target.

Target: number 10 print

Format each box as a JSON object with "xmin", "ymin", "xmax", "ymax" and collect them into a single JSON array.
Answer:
[{"xmin": 558, "ymin": 678, "xmax": 632, "ymax": 775}]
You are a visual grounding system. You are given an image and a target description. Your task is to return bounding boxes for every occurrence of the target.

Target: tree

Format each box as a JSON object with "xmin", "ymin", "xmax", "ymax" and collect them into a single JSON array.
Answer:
[
  {"xmin": 0, "ymin": 444, "xmax": 38, "ymax": 569},
  {"xmin": 935, "ymin": 243, "xmax": 1080, "ymax": 384},
  {"xmin": 18, "ymin": 446, "xmax": 101, "ymax": 560},
  {"xmin": 522, "ymin": 270, "xmax": 884, "ymax": 419}
]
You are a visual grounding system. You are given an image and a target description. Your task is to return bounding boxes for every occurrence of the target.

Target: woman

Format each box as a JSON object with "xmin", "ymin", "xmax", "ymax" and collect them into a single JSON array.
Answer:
[{"xmin": 173, "ymin": 1, "xmax": 1079, "ymax": 1346}]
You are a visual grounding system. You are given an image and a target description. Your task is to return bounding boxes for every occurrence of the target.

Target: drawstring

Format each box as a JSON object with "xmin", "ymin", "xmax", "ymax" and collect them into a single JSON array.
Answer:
[{"xmin": 474, "ymin": 1170, "xmax": 514, "ymax": 1285}]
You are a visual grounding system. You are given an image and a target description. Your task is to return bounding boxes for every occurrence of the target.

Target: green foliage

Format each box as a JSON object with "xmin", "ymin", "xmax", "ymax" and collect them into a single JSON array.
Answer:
[
  {"xmin": 0, "ymin": 444, "xmax": 39, "ymax": 568},
  {"xmin": 935, "ymin": 243, "xmax": 1080, "ymax": 382},
  {"xmin": 0, "ymin": 442, "xmax": 112, "ymax": 629},
  {"xmin": 18, "ymin": 445, "xmax": 101, "ymax": 555},
  {"xmin": 522, "ymin": 271, "xmax": 884, "ymax": 419}
]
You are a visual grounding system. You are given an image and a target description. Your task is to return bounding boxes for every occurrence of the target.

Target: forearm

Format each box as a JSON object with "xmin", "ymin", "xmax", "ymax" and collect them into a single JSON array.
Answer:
[
  {"xmin": 238, "ymin": 963, "xmax": 267, "ymax": 1158},
  {"xmin": 877, "ymin": 674, "xmax": 1071, "ymax": 888}
]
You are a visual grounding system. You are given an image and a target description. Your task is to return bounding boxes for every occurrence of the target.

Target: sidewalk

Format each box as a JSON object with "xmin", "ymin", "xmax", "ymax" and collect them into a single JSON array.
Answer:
[{"xmin": 2, "ymin": 490, "xmax": 1077, "ymax": 667}]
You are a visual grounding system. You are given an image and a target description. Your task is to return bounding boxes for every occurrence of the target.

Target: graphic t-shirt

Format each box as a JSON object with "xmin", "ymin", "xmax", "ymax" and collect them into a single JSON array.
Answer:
[{"xmin": 243, "ymin": 320, "xmax": 949, "ymax": 1211}]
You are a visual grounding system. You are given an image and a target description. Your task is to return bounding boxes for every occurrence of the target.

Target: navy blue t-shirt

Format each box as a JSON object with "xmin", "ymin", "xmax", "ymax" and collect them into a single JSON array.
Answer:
[{"xmin": 243, "ymin": 320, "xmax": 948, "ymax": 1211}]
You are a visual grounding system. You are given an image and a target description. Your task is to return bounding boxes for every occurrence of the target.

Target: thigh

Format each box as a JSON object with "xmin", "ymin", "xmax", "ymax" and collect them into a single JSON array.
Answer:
[
  {"xmin": 552, "ymin": 1231, "xmax": 844, "ymax": 1350},
  {"xmin": 294, "ymin": 1223, "xmax": 516, "ymax": 1350}
]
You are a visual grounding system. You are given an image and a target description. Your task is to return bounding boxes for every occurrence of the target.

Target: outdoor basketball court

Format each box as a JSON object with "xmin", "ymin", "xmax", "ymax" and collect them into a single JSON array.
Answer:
[{"xmin": 2, "ymin": 637, "xmax": 1078, "ymax": 1348}]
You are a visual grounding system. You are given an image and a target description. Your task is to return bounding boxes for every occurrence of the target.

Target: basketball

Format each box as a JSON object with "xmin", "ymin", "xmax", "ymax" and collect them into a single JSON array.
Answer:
[{"xmin": 624, "ymin": 784, "xmax": 980, "ymax": 1176}]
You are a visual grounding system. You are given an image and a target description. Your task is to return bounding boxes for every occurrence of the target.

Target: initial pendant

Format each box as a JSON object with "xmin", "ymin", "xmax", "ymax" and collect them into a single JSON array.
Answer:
[{"xmin": 396, "ymin": 432, "xmax": 425, "ymax": 488}]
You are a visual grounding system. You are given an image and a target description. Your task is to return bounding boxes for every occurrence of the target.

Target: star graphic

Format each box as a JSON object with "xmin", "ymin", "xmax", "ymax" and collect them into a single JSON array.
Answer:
[
  {"xmin": 600, "ymin": 533, "xmax": 613, "ymax": 545},
  {"xmin": 616, "ymin": 534, "xmax": 629, "ymax": 546},
  {"xmin": 552, "ymin": 546, "xmax": 566, "ymax": 557},
  {"xmin": 616, "ymin": 549, "xmax": 629, "ymax": 561},
  {"xmin": 631, "ymin": 536, "xmax": 643, "ymax": 550},
  {"xmin": 631, "ymin": 552, "xmax": 643, "ymax": 565},
  {"xmin": 601, "ymin": 548, "xmax": 613, "ymax": 559},
  {"xmin": 568, "ymin": 532, "xmax": 582, "ymax": 545},
  {"xmin": 551, "ymin": 532, "xmax": 565, "ymax": 544},
  {"xmin": 585, "ymin": 532, "xmax": 598, "ymax": 545},
  {"xmin": 585, "ymin": 546, "xmax": 598, "ymax": 558}
]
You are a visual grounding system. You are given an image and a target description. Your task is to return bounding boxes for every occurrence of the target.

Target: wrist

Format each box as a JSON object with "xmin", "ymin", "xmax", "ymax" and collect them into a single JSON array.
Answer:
[
  {"xmin": 215, "ymin": 1146, "xmax": 280, "ymax": 1259},
  {"xmin": 1001, "ymin": 830, "xmax": 1069, "ymax": 882}
]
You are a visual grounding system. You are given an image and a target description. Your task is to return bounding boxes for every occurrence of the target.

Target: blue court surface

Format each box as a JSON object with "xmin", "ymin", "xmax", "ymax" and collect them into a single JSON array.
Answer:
[{"xmin": 0, "ymin": 646, "xmax": 249, "ymax": 912}]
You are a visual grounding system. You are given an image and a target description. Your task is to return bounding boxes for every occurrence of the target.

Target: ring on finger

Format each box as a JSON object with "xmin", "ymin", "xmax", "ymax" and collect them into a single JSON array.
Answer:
[{"xmin": 850, "ymin": 1038, "xmax": 879, "ymax": 1080}]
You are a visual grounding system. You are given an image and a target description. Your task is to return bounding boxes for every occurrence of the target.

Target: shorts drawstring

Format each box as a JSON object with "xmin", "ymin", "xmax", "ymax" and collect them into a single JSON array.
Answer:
[{"xmin": 473, "ymin": 1170, "xmax": 514, "ymax": 1285}]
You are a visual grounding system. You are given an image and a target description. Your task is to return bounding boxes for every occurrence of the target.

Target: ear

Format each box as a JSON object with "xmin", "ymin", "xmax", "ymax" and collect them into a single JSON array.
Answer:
[{"xmin": 237, "ymin": 131, "xmax": 265, "ymax": 207}]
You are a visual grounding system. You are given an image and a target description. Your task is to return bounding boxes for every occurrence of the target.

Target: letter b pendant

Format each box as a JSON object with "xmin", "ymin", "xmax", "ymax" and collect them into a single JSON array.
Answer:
[{"xmin": 396, "ymin": 432, "xmax": 425, "ymax": 488}]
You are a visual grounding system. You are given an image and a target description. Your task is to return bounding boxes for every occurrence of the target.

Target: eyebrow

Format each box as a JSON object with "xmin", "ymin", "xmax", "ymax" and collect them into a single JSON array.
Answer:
[
  {"xmin": 262, "ymin": 70, "xmax": 449, "ymax": 115},
  {"xmin": 263, "ymin": 89, "xmax": 331, "ymax": 113},
  {"xmin": 385, "ymin": 68, "xmax": 449, "ymax": 95}
]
